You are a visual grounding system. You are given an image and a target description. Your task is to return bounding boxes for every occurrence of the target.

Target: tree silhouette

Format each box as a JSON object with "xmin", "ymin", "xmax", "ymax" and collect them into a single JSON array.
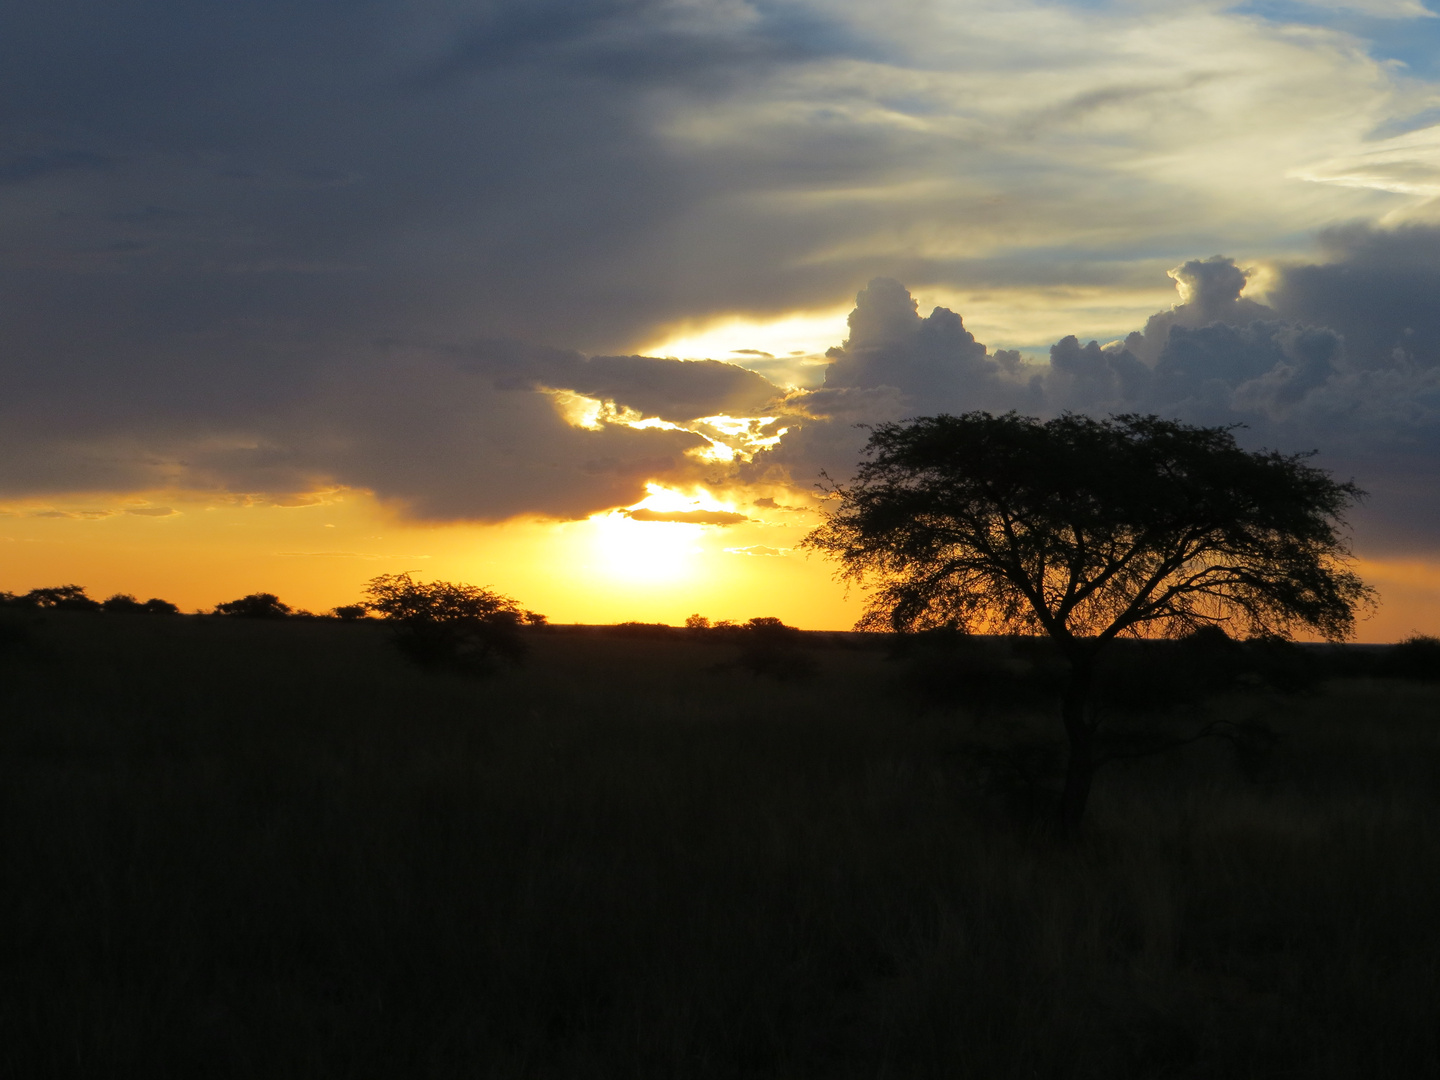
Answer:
[
  {"xmin": 17, "ymin": 585, "xmax": 101, "ymax": 611},
  {"xmin": 734, "ymin": 617, "xmax": 817, "ymax": 680},
  {"xmin": 804, "ymin": 412, "xmax": 1372, "ymax": 831},
  {"xmin": 102, "ymin": 594, "xmax": 180, "ymax": 615},
  {"xmin": 362, "ymin": 573, "xmax": 534, "ymax": 673},
  {"xmin": 214, "ymin": 593, "xmax": 293, "ymax": 619}
]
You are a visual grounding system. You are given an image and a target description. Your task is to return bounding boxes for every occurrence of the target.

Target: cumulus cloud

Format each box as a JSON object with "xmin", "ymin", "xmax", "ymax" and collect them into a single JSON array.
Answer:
[
  {"xmin": 750, "ymin": 246, "xmax": 1440, "ymax": 559},
  {"xmin": 822, "ymin": 278, "xmax": 999, "ymax": 398}
]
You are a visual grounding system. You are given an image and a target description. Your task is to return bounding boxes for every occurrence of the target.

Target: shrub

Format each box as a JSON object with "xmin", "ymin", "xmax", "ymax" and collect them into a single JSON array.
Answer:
[
  {"xmin": 101, "ymin": 594, "xmax": 179, "ymax": 614},
  {"xmin": 1376, "ymin": 635, "xmax": 1440, "ymax": 681},
  {"xmin": 1243, "ymin": 634, "xmax": 1321, "ymax": 693},
  {"xmin": 17, "ymin": 585, "xmax": 101, "ymax": 611},
  {"xmin": 214, "ymin": 593, "xmax": 293, "ymax": 619},
  {"xmin": 362, "ymin": 573, "xmax": 533, "ymax": 674},
  {"xmin": 735, "ymin": 617, "xmax": 817, "ymax": 681}
]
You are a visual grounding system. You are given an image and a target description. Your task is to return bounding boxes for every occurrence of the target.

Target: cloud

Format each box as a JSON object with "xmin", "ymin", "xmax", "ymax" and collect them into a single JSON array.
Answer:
[
  {"xmin": 748, "ymin": 249, "xmax": 1440, "ymax": 559},
  {"xmin": 0, "ymin": 149, "xmax": 113, "ymax": 185},
  {"xmin": 0, "ymin": 332, "xmax": 787, "ymax": 522},
  {"xmin": 462, "ymin": 345, "xmax": 784, "ymax": 422},
  {"xmin": 1288, "ymin": 0, "xmax": 1435, "ymax": 16},
  {"xmin": 821, "ymin": 277, "xmax": 999, "ymax": 400},
  {"xmin": 5, "ymin": 0, "xmax": 1440, "ymax": 542},
  {"xmin": 124, "ymin": 506, "xmax": 176, "ymax": 517},
  {"xmin": 724, "ymin": 545, "xmax": 789, "ymax": 556},
  {"xmin": 625, "ymin": 508, "xmax": 749, "ymax": 526},
  {"xmin": 1265, "ymin": 223, "xmax": 1440, "ymax": 365}
]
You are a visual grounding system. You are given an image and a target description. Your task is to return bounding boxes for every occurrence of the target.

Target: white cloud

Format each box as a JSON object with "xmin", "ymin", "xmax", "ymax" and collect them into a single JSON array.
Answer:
[{"xmin": 1284, "ymin": 0, "xmax": 1434, "ymax": 17}]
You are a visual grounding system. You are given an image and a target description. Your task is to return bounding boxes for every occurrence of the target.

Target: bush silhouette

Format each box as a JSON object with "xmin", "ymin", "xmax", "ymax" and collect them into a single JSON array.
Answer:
[
  {"xmin": 15, "ymin": 585, "xmax": 101, "ymax": 611},
  {"xmin": 362, "ymin": 573, "xmax": 533, "ymax": 674},
  {"xmin": 734, "ymin": 617, "xmax": 817, "ymax": 681},
  {"xmin": 101, "ymin": 594, "xmax": 181, "ymax": 615},
  {"xmin": 1243, "ymin": 634, "xmax": 1321, "ymax": 693},
  {"xmin": 1376, "ymin": 635, "xmax": 1440, "ymax": 681},
  {"xmin": 214, "ymin": 593, "xmax": 293, "ymax": 619}
]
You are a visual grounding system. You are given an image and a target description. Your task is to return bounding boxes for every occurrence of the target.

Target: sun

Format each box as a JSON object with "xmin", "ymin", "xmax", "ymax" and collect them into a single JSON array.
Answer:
[
  {"xmin": 581, "ymin": 484, "xmax": 741, "ymax": 586},
  {"xmin": 588, "ymin": 512, "xmax": 704, "ymax": 585}
]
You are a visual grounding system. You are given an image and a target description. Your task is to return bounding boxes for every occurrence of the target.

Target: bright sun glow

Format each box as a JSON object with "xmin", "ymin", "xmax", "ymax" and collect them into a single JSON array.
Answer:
[
  {"xmin": 583, "ymin": 484, "xmax": 742, "ymax": 584},
  {"xmin": 639, "ymin": 308, "xmax": 851, "ymax": 388},
  {"xmin": 588, "ymin": 512, "xmax": 703, "ymax": 584}
]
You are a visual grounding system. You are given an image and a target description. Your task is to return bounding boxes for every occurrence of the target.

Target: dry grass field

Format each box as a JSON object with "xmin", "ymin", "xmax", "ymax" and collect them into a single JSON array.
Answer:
[{"xmin": 2, "ymin": 610, "xmax": 1437, "ymax": 1077}]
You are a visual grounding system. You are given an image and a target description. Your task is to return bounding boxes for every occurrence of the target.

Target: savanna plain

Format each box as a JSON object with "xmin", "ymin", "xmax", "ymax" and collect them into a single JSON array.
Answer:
[{"xmin": 3, "ymin": 610, "xmax": 1438, "ymax": 1078}]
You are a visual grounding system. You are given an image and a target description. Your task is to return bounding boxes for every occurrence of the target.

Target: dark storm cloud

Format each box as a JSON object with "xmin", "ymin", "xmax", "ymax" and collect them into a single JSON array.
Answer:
[
  {"xmin": 0, "ymin": 331, "xmax": 786, "ymax": 521},
  {"xmin": 1266, "ymin": 223, "xmax": 1440, "ymax": 367},
  {"xmin": 0, "ymin": 0, "xmax": 818, "ymax": 518},
  {"xmin": 457, "ymin": 343, "xmax": 784, "ymax": 421},
  {"xmin": 0, "ymin": 0, "xmax": 871, "ymax": 352}
]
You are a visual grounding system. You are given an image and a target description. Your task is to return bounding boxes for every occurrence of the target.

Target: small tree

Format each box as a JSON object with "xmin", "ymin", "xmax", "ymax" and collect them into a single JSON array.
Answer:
[
  {"xmin": 214, "ymin": 593, "xmax": 292, "ymax": 619},
  {"xmin": 804, "ymin": 412, "xmax": 1372, "ymax": 831},
  {"xmin": 734, "ymin": 617, "xmax": 817, "ymax": 680},
  {"xmin": 362, "ymin": 573, "xmax": 533, "ymax": 673},
  {"xmin": 19, "ymin": 585, "xmax": 101, "ymax": 611}
]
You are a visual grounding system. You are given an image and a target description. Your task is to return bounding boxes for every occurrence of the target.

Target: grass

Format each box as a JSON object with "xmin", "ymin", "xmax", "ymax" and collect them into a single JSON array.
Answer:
[{"xmin": 2, "ymin": 611, "xmax": 1438, "ymax": 1077}]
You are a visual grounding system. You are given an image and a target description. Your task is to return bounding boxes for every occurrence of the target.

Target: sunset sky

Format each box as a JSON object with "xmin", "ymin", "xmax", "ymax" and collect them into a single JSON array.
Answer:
[{"xmin": 6, "ymin": 0, "xmax": 1440, "ymax": 638}]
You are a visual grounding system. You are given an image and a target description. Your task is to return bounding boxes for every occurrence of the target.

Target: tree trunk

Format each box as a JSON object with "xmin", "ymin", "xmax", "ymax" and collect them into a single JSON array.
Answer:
[{"xmin": 1057, "ymin": 657, "xmax": 1096, "ymax": 835}]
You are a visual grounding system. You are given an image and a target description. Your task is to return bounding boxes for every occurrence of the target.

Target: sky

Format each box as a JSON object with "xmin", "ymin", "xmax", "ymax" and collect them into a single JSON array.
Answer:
[{"xmin": 5, "ymin": 0, "xmax": 1440, "ymax": 638}]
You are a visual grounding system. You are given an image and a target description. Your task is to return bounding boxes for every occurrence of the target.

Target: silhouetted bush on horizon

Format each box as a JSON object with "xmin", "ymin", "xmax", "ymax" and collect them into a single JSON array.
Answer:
[
  {"xmin": 5, "ymin": 585, "xmax": 101, "ymax": 611},
  {"xmin": 362, "ymin": 572, "xmax": 538, "ymax": 675},
  {"xmin": 1376, "ymin": 634, "xmax": 1440, "ymax": 681},
  {"xmin": 213, "ymin": 592, "xmax": 294, "ymax": 619},
  {"xmin": 0, "ymin": 585, "xmax": 182, "ymax": 614},
  {"xmin": 101, "ymin": 593, "xmax": 180, "ymax": 615}
]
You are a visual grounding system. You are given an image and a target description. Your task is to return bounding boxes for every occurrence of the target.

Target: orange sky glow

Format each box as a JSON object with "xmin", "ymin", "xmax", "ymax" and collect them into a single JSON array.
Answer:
[{"xmin": 3, "ymin": 484, "xmax": 1436, "ymax": 642}]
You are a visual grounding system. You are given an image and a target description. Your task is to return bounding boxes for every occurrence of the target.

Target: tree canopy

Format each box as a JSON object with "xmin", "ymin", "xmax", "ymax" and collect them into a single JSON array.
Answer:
[
  {"xmin": 362, "ymin": 573, "xmax": 539, "ymax": 672},
  {"xmin": 803, "ymin": 411, "xmax": 1373, "ymax": 830},
  {"xmin": 214, "ymin": 593, "xmax": 293, "ymax": 619},
  {"xmin": 804, "ymin": 412, "xmax": 1371, "ymax": 647}
]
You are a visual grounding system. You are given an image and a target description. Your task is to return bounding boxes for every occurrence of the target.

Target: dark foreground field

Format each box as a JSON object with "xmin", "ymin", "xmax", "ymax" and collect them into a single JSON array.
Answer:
[{"xmin": 2, "ymin": 613, "xmax": 1438, "ymax": 1078}]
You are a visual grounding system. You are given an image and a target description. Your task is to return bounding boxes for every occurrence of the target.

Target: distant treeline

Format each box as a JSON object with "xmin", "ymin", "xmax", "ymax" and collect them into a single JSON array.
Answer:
[
  {"xmin": 0, "ymin": 584, "xmax": 353, "ymax": 619},
  {"xmin": 5, "ymin": 582, "xmax": 1439, "ymax": 683},
  {"xmin": 0, "ymin": 585, "xmax": 181, "ymax": 615}
]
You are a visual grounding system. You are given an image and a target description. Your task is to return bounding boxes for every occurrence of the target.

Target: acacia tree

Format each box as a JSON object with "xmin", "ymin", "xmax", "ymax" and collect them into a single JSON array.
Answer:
[
  {"xmin": 214, "ymin": 592, "xmax": 292, "ymax": 618},
  {"xmin": 803, "ymin": 412, "xmax": 1372, "ymax": 831},
  {"xmin": 362, "ymin": 573, "xmax": 537, "ymax": 673}
]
